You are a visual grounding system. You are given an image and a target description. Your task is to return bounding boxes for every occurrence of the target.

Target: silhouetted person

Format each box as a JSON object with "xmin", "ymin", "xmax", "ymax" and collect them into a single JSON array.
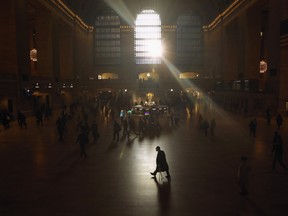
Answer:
[
  {"xmin": 249, "ymin": 118, "xmax": 257, "ymax": 137},
  {"xmin": 17, "ymin": 111, "xmax": 27, "ymax": 128},
  {"xmin": 1, "ymin": 111, "xmax": 10, "ymax": 129},
  {"xmin": 238, "ymin": 156, "xmax": 250, "ymax": 196},
  {"xmin": 272, "ymin": 134, "xmax": 287, "ymax": 171},
  {"xmin": 198, "ymin": 114, "xmax": 203, "ymax": 129},
  {"xmin": 56, "ymin": 117, "xmax": 65, "ymax": 143},
  {"xmin": 150, "ymin": 146, "xmax": 171, "ymax": 178},
  {"xmin": 36, "ymin": 109, "xmax": 43, "ymax": 126},
  {"xmin": 276, "ymin": 113, "xmax": 283, "ymax": 130},
  {"xmin": 91, "ymin": 121, "xmax": 99, "ymax": 143},
  {"xmin": 138, "ymin": 117, "xmax": 145, "ymax": 137},
  {"xmin": 266, "ymin": 108, "xmax": 271, "ymax": 125},
  {"xmin": 128, "ymin": 117, "xmax": 138, "ymax": 137},
  {"xmin": 119, "ymin": 110, "xmax": 125, "ymax": 126},
  {"xmin": 210, "ymin": 118, "xmax": 216, "ymax": 136},
  {"xmin": 76, "ymin": 129, "xmax": 89, "ymax": 159},
  {"xmin": 113, "ymin": 120, "xmax": 121, "ymax": 141},
  {"xmin": 122, "ymin": 118, "xmax": 129, "ymax": 136},
  {"xmin": 203, "ymin": 119, "xmax": 209, "ymax": 136}
]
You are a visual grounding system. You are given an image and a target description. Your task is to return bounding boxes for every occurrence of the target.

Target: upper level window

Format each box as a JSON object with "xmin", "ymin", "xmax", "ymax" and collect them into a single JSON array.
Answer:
[
  {"xmin": 176, "ymin": 14, "xmax": 203, "ymax": 66},
  {"xmin": 135, "ymin": 9, "xmax": 162, "ymax": 64},
  {"xmin": 94, "ymin": 13, "xmax": 121, "ymax": 65}
]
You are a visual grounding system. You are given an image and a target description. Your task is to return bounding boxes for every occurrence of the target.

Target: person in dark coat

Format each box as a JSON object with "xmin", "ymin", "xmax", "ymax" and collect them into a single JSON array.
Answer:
[
  {"xmin": 150, "ymin": 146, "xmax": 171, "ymax": 178},
  {"xmin": 56, "ymin": 116, "xmax": 65, "ymax": 143},
  {"xmin": 203, "ymin": 119, "xmax": 209, "ymax": 136},
  {"xmin": 210, "ymin": 118, "xmax": 216, "ymax": 136},
  {"xmin": 17, "ymin": 111, "xmax": 27, "ymax": 128},
  {"xmin": 36, "ymin": 109, "xmax": 43, "ymax": 126},
  {"xmin": 266, "ymin": 108, "xmax": 271, "ymax": 125},
  {"xmin": 122, "ymin": 118, "xmax": 129, "ymax": 136},
  {"xmin": 249, "ymin": 118, "xmax": 257, "ymax": 137},
  {"xmin": 272, "ymin": 133, "xmax": 287, "ymax": 171},
  {"xmin": 113, "ymin": 120, "xmax": 121, "ymax": 141},
  {"xmin": 276, "ymin": 113, "xmax": 283, "ymax": 130},
  {"xmin": 91, "ymin": 120, "xmax": 99, "ymax": 143},
  {"xmin": 237, "ymin": 156, "xmax": 250, "ymax": 196},
  {"xmin": 76, "ymin": 129, "xmax": 89, "ymax": 159}
]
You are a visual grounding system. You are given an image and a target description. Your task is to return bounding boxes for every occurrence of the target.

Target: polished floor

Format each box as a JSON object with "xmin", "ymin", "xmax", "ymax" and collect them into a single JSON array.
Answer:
[{"xmin": 1, "ymin": 105, "xmax": 288, "ymax": 216}]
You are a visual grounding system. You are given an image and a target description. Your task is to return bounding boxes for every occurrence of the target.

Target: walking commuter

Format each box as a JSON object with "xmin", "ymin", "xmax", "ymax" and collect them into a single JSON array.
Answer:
[
  {"xmin": 56, "ymin": 117, "xmax": 65, "ymax": 143},
  {"xmin": 122, "ymin": 118, "xmax": 129, "ymax": 136},
  {"xmin": 1, "ymin": 111, "xmax": 11, "ymax": 129},
  {"xmin": 150, "ymin": 146, "xmax": 171, "ymax": 179},
  {"xmin": 198, "ymin": 114, "xmax": 203, "ymax": 130},
  {"xmin": 210, "ymin": 118, "xmax": 216, "ymax": 136},
  {"xmin": 120, "ymin": 109, "xmax": 125, "ymax": 126},
  {"xmin": 237, "ymin": 156, "xmax": 250, "ymax": 196},
  {"xmin": 138, "ymin": 117, "xmax": 145, "ymax": 138},
  {"xmin": 91, "ymin": 120, "xmax": 99, "ymax": 143},
  {"xmin": 17, "ymin": 111, "xmax": 27, "ymax": 128},
  {"xmin": 276, "ymin": 113, "xmax": 283, "ymax": 130},
  {"xmin": 203, "ymin": 119, "xmax": 209, "ymax": 136},
  {"xmin": 36, "ymin": 109, "xmax": 43, "ymax": 126},
  {"xmin": 249, "ymin": 118, "xmax": 257, "ymax": 137},
  {"xmin": 128, "ymin": 117, "xmax": 138, "ymax": 137},
  {"xmin": 266, "ymin": 108, "xmax": 271, "ymax": 125},
  {"xmin": 113, "ymin": 120, "xmax": 121, "ymax": 141},
  {"xmin": 272, "ymin": 133, "xmax": 287, "ymax": 171},
  {"xmin": 76, "ymin": 129, "xmax": 89, "ymax": 159}
]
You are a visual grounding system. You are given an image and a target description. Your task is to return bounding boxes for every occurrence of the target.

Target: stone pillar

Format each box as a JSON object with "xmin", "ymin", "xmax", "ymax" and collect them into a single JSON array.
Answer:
[
  {"xmin": 15, "ymin": 0, "xmax": 30, "ymax": 79},
  {"xmin": 36, "ymin": 6, "xmax": 53, "ymax": 77},
  {"xmin": 15, "ymin": 0, "xmax": 31, "ymax": 111},
  {"xmin": 267, "ymin": 0, "xmax": 282, "ymax": 112}
]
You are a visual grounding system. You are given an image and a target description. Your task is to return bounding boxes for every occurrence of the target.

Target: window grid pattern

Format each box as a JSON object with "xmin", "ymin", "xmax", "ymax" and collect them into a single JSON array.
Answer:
[
  {"xmin": 176, "ymin": 15, "xmax": 203, "ymax": 65},
  {"xmin": 94, "ymin": 15, "xmax": 121, "ymax": 65},
  {"xmin": 135, "ymin": 10, "xmax": 162, "ymax": 64}
]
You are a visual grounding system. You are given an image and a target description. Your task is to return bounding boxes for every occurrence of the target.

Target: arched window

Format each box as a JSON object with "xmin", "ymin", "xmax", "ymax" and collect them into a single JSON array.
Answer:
[
  {"xmin": 94, "ymin": 12, "xmax": 121, "ymax": 65},
  {"xmin": 176, "ymin": 14, "xmax": 203, "ymax": 66},
  {"xmin": 135, "ymin": 9, "xmax": 162, "ymax": 64}
]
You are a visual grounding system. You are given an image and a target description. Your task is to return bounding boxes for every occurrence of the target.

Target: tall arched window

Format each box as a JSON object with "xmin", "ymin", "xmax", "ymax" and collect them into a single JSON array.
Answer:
[
  {"xmin": 94, "ymin": 12, "xmax": 121, "ymax": 65},
  {"xmin": 135, "ymin": 9, "xmax": 162, "ymax": 64},
  {"xmin": 176, "ymin": 14, "xmax": 203, "ymax": 66}
]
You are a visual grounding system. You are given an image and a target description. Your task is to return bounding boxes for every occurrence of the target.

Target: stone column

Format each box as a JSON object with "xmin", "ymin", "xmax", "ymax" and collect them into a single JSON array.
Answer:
[{"xmin": 15, "ymin": 0, "xmax": 31, "ymax": 111}]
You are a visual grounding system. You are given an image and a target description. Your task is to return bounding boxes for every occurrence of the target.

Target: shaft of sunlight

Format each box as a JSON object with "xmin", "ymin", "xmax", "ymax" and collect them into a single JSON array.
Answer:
[{"xmin": 104, "ymin": 0, "xmax": 135, "ymax": 27}]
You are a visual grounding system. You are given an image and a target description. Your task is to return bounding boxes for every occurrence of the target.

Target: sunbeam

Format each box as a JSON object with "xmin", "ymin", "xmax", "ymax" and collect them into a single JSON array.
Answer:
[
  {"xmin": 104, "ymin": 0, "xmax": 135, "ymax": 26},
  {"xmin": 161, "ymin": 56, "xmax": 248, "ymax": 136}
]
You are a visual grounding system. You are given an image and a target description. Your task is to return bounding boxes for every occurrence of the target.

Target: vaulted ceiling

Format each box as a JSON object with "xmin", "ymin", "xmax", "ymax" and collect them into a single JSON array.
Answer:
[{"xmin": 63, "ymin": 0, "xmax": 234, "ymax": 25}]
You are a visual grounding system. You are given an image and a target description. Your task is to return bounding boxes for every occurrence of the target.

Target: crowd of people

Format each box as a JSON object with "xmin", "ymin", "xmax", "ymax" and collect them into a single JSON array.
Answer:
[{"xmin": 1, "ymin": 92, "xmax": 287, "ymax": 197}]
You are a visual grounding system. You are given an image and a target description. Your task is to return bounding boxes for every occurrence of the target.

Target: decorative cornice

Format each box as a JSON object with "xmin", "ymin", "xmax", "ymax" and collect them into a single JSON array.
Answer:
[
  {"xmin": 49, "ymin": 0, "xmax": 94, "ymax": 32},
  {"xmin": 203, "ymin": 0, "xmax": 248, "ymax": 31}
]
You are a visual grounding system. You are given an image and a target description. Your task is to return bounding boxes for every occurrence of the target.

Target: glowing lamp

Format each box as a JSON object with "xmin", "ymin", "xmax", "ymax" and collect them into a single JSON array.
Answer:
[
  {"xmin": 260, "ymin": 60, "xmax": 267, "ymax": 74},
  {"xmin": 30, "ymin": 48, "xmax": 37, "ymax": 61}
]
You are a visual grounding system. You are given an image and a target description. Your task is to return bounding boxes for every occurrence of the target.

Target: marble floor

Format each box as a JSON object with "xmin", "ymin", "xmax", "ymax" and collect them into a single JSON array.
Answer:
[{"xmin": 1, "ymin": 106, "xmax": 288, "ymax": 216}]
